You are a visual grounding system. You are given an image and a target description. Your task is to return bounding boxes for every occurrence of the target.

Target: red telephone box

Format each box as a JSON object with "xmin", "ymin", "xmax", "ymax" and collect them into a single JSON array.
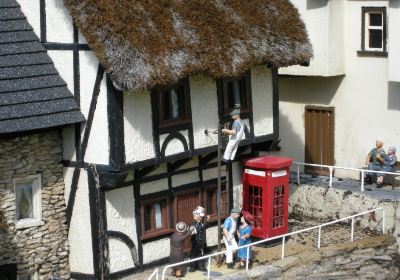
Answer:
[{"xmin": 242, "ymin": 155, "xmax": 292, "ymax": 239}]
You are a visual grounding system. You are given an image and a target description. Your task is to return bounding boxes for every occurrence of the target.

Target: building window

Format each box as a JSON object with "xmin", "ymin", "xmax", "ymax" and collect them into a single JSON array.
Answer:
[
  {"xmin": 204, "ymin": 182, "xmax": 228, "ymax": 222},
  {"xmin": 14, "ymin": 175, "xmax": 42, "ymax": 229},
  {"xmin": 218, "ymin": 72, "xmax": 252, "ymax": 117},
  {"xmin": 361, "ymin": 7, "xmax": 387, "ymax": 54},
  {"xmin": 152, "ymin": 79, "xmax": 191, "ymax": 128},
  {"xmin": 141, "ymin": 197, "xmax": 170, "ymax": 239}
]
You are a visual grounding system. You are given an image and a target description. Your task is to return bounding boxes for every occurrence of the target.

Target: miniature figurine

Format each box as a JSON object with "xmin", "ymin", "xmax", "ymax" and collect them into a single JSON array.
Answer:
[
  {"xmin": 223, "ymin": 208, "xmax": 241, "ymax": 268},
  {"xmin": 189, "ymin": 206, "xmax": 210, "ymax": 272},
  {"xmin": 377, "ymin": 146, "xmax": 397, "ymax": 185},
  {"xmin": 365, "ymin": 139, "xmax": 386, "ymax": 183},
  {"xmin": 222, "ymin": 108, "xmax": 244, "ymax": 162},
  {"xmin": 237, "ymin": 210, "xmax": 254, "ymax": 269},
  {"xmin": 170, "ymin": 222, "xmax": 194, "ymax": 277}
]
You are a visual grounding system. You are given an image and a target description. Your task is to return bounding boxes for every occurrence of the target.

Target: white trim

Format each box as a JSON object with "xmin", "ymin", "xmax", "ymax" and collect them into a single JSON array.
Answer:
[
  {"xmin": 13, "ymin": 174, "xmax": 42, "ymax": 229},
  {"xmin": 271, "ymin": 170, "xmax": 287, "ymax": 178},
  {"xmin": 244, "ymin": 169, "xmax": 265, "ymax": 177},
  {"xmin": 365, "ymin": 11, "xmax": 384, "ymax": 52}
]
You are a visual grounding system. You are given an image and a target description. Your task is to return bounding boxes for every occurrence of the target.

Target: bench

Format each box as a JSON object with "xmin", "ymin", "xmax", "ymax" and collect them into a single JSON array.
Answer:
[{"xmin": 361, "ymin": 161, "xmax": 400, "ymax": 189}]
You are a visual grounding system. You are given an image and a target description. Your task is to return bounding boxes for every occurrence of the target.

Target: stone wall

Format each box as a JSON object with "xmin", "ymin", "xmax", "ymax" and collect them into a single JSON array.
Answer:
[
  {"xmin": 289, "ymin": 185, "xmax": 400, "ymax": 251},
  {"xmin": 0, "ymin": 131, "xmax": 70, "ymax": 279}
]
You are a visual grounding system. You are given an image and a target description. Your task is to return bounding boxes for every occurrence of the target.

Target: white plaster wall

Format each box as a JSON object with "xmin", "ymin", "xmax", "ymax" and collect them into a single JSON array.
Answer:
[
  {"xmin": 47, "ymin": 51, "xmax": 74, "ymax": 94},
  {"xmin": 63, "ymin": 168, "xmax": 94, "ymax": 274},
  {"xmin": 160, "ymin": 131, "xmax": 189, "ymax": 157},
  {"xmin": 280, "ymin": 0, "xmax": 345, "ymax": 76},
  {"xmin": 190, "ymin": 75, "xmax": 219, "ymax": 149},
  {"xmin": 81, "ymin": 76, "xmax": 110, "ymax": 165},
  {"xmin": 18, "ymin": 0, "xmax": 40, "ymax": 38},
  {"xmin": 172, "ymin": 171, "xmax": 199, "ymax": 187},
  {"xmin": 231, "ymin": 161, "xmax": 244, "ymax": 208},
  {"xmin": 124, "ymin": 91, "xmax": 155, "ymax": 162},
  {"xmin": 388, "ymin": 2, "xmax": 400, "ymax": 82},
  {"xmin": 251, "ymin": 65, "xmax": 273, "ymax": 137},
  {"xmin": 142, "ymin": 238, "xmax": 170, "ymax": 264},
  {"xmin": 62, "ymin": 126, "xmax": 76, "ymax": 161},
  {"xmin": 46, "ymin": 0, "xmax": 74, "ymax": 43},
  {"xmin": 105, "ymin": 186, "xmax": 137, "ymax": 272},
  {"xmin": 203, "ymin": 167, "xmax": 226, "ymax": 182},
  {"xmin": 140, "ymin": 179, "xmax": 168, "ymax": 195},
  {"xmin": 277, "ymin": 0, "xmax": 399, "ymax": 179}
]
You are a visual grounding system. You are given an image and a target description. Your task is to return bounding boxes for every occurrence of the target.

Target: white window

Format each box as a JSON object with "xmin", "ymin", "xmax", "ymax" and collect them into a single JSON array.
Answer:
[
  {"xmin": 362, "ymin": 7, "xmax": 386, "ymax": 52},
  {"xmin": 14, "ymin": 175, "xmax": 43, "ymax": 229}
]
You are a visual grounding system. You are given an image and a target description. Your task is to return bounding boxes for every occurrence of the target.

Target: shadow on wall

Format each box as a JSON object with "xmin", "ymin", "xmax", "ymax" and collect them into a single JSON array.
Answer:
[
  {"xmin": 307, "ymin": 0, "xmax": 328, "ymax": 10},
  {"xmin": 389, "ymin": 0, "xmax": 400, "ymax": 8},
  {"xmin": 279, "ymin": 75, "xmax": 344, "ymax": 105},
  {"xmin": 388, "ymin": 82, "xmax": 400, "ymax": 111}
]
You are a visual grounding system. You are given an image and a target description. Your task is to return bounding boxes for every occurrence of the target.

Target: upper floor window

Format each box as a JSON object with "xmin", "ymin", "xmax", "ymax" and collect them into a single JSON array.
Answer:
[
  {"xmin": 152, "ymin": 79, "xmax": 191, "ymax": 129},
  {"xmin": 218, "ymin": 72, "xmax": 252, "ymax": 118},
  {"xmin": 14, "ymin": 174, "xmax": 42, "ymax": 229},
  {"xmin": 360, "ymin": 7, "xmax": 387, "ymax": 55}
]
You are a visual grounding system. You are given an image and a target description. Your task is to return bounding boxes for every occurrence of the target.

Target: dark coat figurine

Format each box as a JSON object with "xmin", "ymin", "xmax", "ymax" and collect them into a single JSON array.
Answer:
[
  {"xmin": 170, "ymin": 222, "xmax": 193, "ymax": 277},
  {"xmin": 189, "ymin": 206, "xmax": 210, "ymax": 272}
]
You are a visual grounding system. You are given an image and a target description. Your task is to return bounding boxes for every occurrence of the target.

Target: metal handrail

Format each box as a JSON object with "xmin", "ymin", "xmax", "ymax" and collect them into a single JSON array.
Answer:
[
  {"xmin": 160, "ymin": 208, "xmax": 385, "ymax": 280},
  {"xmin": 293, "ymin": 162, "xmax": 400, "ymax": 192},
  {"xmin": 147, "ymin": 268, "xmax": 159, "ymax": 280}
]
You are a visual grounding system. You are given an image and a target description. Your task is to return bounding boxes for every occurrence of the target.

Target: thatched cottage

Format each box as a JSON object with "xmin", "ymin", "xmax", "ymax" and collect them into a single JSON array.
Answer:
[
  {"xmin": 13, "ymin": 0, "xmax": 311, "ymax": 279},
  {"xmin": 0, "ymin": 1, "xmax": 84, "ymax": 279}
]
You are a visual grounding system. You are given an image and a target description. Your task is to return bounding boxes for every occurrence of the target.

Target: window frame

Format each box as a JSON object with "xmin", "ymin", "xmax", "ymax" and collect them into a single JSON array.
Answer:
[
  {"xmin": 151, "ymin": 79, "xmax": 191, "ymax": 130},
  {"xmin": 218, "ymin": 72, "xmax": 252, "ymax": 120},
  {"xmin": 13, "ymin": 174, "xmax": 43, "ymax": 230},
  {"xmin": 360, "ymin": 7, "xmax": 387, "ymax": 56},
  {"xmin": 140, "ymin": 196, "xmax": 171, "ymax": 240}
]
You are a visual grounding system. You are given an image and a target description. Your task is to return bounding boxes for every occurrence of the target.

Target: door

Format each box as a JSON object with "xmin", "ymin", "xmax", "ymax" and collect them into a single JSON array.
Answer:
[
  {"xmin": 0, "ymin": 264, "xmax": 17, "ymax": 280},
  {"xmin": 174, "ymin": 189, "xmax": 201, "ymax": 252},
  {"xmin": 305, "ymin": 106, "xmax": 334, "ymax": 175}
]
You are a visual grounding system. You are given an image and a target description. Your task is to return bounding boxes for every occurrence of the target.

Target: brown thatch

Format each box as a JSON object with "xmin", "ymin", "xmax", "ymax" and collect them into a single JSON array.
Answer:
[{"xmin": 64, "ymin": 0, "xmax": 312, "ymax": 91}]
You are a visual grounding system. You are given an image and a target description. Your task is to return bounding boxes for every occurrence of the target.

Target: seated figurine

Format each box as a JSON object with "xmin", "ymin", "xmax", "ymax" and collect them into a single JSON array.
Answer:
[
  {"xmin": 377, "ymin": 146, "xmax": 397, "ymax": 185},
  {"xmin": 365, "ymin": 140, "xmax": 386, "ymax": 183}
]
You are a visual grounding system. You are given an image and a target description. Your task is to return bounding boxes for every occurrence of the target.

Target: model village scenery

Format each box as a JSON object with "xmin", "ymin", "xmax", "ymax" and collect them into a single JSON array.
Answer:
[{"xmin": 1, "ymin": 1, "xmax": 400, "ymax": 280}]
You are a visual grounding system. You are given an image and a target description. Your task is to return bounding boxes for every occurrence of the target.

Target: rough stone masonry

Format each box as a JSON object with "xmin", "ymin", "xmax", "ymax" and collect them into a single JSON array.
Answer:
[{"xmin": 0, "ymin": 131, "xmax": 70, "ymax": 279}]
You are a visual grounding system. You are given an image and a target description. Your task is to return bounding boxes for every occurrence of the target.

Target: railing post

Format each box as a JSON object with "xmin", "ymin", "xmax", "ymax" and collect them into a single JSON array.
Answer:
[
  {"xmin": 297, "ymin": 165, "xmax": 300, "ymax": 185},
  {"xmin": 246, "ymin": 246, "xmax": 250, "ymax": 271},
  {"xmin": 281, "ymin": 236, "xmax": 285, "ymax": 259},
  {"xmin": 382, "ymin": 209, "xmax": 385, "ymax": 234},
  {"xmin": 207, "ymin": 257, "xmax": 211, "ymax": 280},
  {"xmin": 317, "ymin": 226, "xmax": 322, "ymax": 249},
  {"xmin": 361, "ymin": 170, "xmax": 365, "ymax": 192},
  {"xmin": 351, "ymin": 217, "xmax": 355, "ymax": 242},
  {"xmin": 329, "ymin": 167, "xmax": 333, "ymax": 187},
  {"xmin": 161, "ymin": 267, "xmax": 168, "ymax": 280}
]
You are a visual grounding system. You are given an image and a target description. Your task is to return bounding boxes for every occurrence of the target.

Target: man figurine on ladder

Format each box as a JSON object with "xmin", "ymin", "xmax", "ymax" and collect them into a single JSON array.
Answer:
[{"xmin": 222, "ymin": 105, "xmax": 245, "ymax": 162}]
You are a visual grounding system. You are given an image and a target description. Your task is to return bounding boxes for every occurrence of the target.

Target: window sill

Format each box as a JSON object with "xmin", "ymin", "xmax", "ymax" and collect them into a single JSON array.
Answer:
[
  {"xmin": 140, "ymin": 228, "xmax": 174, "ymax": 241},
  {"xmin": 15, "ymin": 219, "xmax": 44, "ymax": 230},
  {"xmin": 357, "ymin": 50, "xmax": 388, "ymax": 57}
]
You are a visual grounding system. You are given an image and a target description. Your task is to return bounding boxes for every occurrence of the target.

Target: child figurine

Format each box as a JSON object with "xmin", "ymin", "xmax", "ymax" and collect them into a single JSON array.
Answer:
[
  {"xmin": 170, "ymin": 222, "xmax": 194, "ymax": 277},
  {"xmin": 237, "ymin": 210, "xmax": 254, "ymax": 269}
]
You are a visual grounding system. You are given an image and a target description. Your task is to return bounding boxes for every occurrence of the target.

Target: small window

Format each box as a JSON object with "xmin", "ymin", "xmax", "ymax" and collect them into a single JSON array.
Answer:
[
  {"xmin": 14, "ymin": 175, "xmax": 42, "ymax": 229},
  {"xmin": 361, "ymin": 7, "xmax": 387, "ymax": 53},
  {"xmin": 204, "ymin": 183, "xmax": 228, "ymax": 222},
  {"xmin": 219, "ymin": 73, "xmax": 252, "ymax": 117},
  {"xmin": 152, "ymin": 80, "xmax": 191, "ymax": 128},
  {"xmin": 141, "ymin": 197, "xmax": 169, "ymax": 239}
]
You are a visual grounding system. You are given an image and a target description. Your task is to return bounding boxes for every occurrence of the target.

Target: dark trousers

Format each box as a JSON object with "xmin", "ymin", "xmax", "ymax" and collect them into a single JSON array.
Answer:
[{"xmin": 190, "ymin": 244, "xmax": 205, "ymax": 269}]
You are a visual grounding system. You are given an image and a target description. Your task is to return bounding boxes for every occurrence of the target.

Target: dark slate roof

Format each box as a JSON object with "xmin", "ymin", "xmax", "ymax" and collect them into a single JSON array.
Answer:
[{"xmin": 0, "ymin": 0, "xmax": 85, "ymax": 135}]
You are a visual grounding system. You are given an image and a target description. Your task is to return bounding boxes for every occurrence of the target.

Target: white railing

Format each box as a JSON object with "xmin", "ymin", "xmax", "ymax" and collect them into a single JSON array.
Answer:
[
  {"xmin": 293, "ymin": 162, "xmax": 399, "ymax": 192},
  {"xmin": 159, "ymin": 208, "xmax": 385, "ymax": 280},
  {"xmin": 148, "ymin": 268, "xmax": 159, "ymax": 280}
]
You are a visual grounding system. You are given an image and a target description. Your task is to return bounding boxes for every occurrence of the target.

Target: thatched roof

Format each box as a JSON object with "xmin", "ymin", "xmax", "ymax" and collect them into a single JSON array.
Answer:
[{"xmin": 64, "ymin": 0, "xmax": 312, "ymax": 91}]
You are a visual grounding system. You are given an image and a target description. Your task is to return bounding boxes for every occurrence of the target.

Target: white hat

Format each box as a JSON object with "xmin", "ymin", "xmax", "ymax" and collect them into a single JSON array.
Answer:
[{"xmin": 176, "ymin": 222, "xmax": 187, "ymax": 233}]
